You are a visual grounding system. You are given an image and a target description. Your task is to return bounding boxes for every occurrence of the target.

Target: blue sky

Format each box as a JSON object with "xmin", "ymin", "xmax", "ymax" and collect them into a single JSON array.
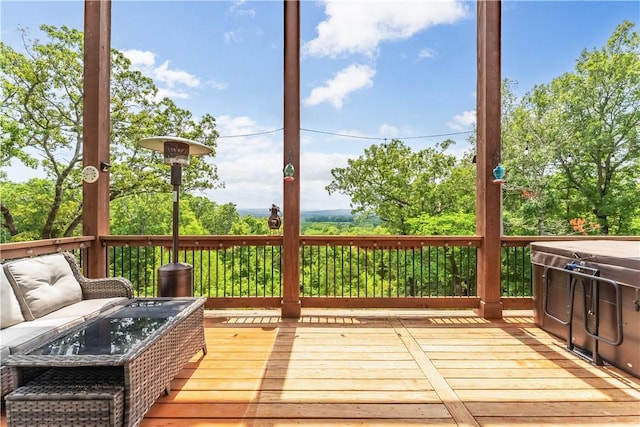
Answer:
[{"xmin": 1, "ymin": 0, "xmax": 638, "ymax": 211}]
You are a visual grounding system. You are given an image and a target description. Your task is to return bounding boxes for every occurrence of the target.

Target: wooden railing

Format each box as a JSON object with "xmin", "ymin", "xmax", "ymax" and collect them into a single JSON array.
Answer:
[
  {"xmin": 0, "ymin": 236, "xmax": 95, "ymax": 259},
  {"xmin": 2, "ymin": 235, "xmax": 637, "ymax": 310}
]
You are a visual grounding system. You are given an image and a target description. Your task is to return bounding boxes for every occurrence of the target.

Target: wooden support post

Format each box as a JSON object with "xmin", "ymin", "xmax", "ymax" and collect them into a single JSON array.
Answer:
[
  {"xmin": 475, "ymin": 0, "xmax": 503, "ymax": 319},
  {"xmin": 282, "ymin": 0, "xmax": 301, "ymax": 318},
  {"xmin": 82, "ymin": 0, "xmax": 111, "ymax": 278}
]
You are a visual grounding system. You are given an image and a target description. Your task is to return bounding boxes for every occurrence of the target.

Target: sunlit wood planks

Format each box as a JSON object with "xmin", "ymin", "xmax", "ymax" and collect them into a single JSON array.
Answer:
[
  {"xmin": 2, "ymin": 309, "xmax": 638, "ymax": 427},
  {"xmin": 138, "ymin": 309, "xmax": 639, "ymax": 426}
]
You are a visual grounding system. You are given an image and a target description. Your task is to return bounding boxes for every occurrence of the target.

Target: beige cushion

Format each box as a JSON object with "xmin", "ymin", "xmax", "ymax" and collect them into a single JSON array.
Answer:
[
  {"xmin": 0, "ymin": 345, "xmax": 9, "ymax": 360},
  {"xmin": 0, "ymin": 298, "xmax": 127, "ymax": 355},
  {"xmin": 0, "ymin": 316, "xmax": 85, "ymax": 354},
  {"xmin": 42, "ymin": 297, "xmax": 129, "ymax": 321},
  {"xmin": 1, "ymin": 265, "xmax": 24, "ymax": 329},
  {"xmin": 4, "ymin": 254, "xmax": 83, "ymax": 320}
]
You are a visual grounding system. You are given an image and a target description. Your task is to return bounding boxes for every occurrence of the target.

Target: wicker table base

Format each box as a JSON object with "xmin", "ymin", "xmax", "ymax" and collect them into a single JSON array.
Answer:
[
  {"xmin": 6, "ymin": 298, "xmax": 207, "ymax": 427},
  {"xmin": 6, "ymin": 367, "xmax": 124, "ymax": 427}
]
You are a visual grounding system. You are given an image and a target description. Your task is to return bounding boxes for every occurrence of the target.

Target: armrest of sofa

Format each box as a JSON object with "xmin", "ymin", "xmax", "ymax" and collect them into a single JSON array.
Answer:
[
  {"xmin": 62, "ymin": 252, "xmax": 134, "ymax": 299},
  {"xmin": 79, "ymin": 277, "xmax": 134, "ymax": 299}
]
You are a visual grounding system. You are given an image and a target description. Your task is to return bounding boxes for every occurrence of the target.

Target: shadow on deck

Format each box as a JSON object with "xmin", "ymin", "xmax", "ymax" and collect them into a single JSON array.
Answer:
[
  {"xmin": 139, "ymin": 309, "xmax": 639, "ymax": 426},
  {"xmin": 1, "ymin": 309, "xmax": 638, "ymax": 426}
]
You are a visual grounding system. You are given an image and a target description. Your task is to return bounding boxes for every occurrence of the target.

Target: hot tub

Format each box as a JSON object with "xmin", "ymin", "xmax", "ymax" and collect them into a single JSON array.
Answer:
[{"xmin": 531, "ymin": 240, "xmax": 639, "ymax": 377}]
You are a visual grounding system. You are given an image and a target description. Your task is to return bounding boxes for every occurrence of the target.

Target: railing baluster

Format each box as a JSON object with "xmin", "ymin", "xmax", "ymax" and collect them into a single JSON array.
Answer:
[
  {"xmin": 12, "ymin": 236, "xmax": 631, "ymax": 309},
  {"xmin": 47, "ymin": 234, "xmax": 549, "ymax": 307}
]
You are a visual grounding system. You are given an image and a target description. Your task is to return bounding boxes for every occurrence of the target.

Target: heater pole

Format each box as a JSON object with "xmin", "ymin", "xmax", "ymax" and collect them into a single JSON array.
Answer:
[{"xmin": 171, "ymin": 164, "xmax": 182, "ymax": 264}]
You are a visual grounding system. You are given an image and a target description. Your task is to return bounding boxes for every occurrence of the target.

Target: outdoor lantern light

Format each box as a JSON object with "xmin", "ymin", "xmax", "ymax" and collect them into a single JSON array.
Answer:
[
  {"xmin": 268, "ymin": 204, "xmax": 282, "ymax": 230},
  {"xmin": 138, "ymin": 136, "xmax": 212, "ymax": 297}
]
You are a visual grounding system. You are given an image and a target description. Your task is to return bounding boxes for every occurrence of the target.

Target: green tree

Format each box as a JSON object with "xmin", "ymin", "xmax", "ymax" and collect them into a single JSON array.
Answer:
[
  {"xmin": 230, "ymin": 215, "xmax": 271, "ymax": 235},
  {"xmin": 500, "ymin": 80, "xmax": 567, "ymax": 235},
  {"xmin": 0, "ymin": 25, "xmax": 221, "ymax": 241},
  {"xmin": 556, "ymin": 21, "xmax": 639, "ymax": 234},
  {"xmin": 0, "ymin": 179, "xmax": 80, "ymax": 242},
  {"xmin": 407, "ymin": 212, "xmax": 475, "ymax": 235},
  {"xmin": 110, "ymin": 194, "xmax": 172, "ymax": 235},
  {"xmin": 186, "ymin": 196, "xmax": 240, "ymax": 235},
  {"xmin": 326, "ymin": 139, "xmax": 473, "ymax": 234},
  {"xmin": 515, "ymin": 22, "xmax": 639, "ymax": 235}
]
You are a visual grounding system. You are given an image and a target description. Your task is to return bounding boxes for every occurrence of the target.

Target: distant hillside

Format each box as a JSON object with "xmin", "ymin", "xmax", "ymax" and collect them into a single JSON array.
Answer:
[{"xmin": 238, "ymin": 208, "xmax": 353, "ymax": 220}]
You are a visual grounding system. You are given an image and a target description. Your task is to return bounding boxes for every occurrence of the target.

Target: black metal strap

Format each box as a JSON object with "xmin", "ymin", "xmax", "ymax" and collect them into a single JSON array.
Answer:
[{"xmin": 542, "ymin": 263, "xmax": 623, "ymax": 365}]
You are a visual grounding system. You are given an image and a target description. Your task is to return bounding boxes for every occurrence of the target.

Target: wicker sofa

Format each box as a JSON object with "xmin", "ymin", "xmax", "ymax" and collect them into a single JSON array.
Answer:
[{"xmin": 1, "ymin": 252, "xmax": 133, "ymax": 398}]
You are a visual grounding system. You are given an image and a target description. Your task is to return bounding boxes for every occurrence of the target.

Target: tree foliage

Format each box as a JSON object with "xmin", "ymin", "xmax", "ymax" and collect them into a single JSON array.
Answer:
[
  {"xmin": 110, "ymin": 193, "xmax": 264, "ymax": 236},
  {"xmin": 1, "ymin": 22, "xmax": 638, "ymax": 241},
  {"xmin": 0, "ymin": 179, "xmax": 80, "ymax": 242},
  {"xmin": 550, "ymin": 21, "xmax": 640, "ymax": 234},
  {"xmin": 0, "ymin": 25, "xmax": 221, "ymax": 240},
  {"xmin": 326, "ymin": 139, "xmax": 474, "ymax": 234},
  {"xmin": 502, "ymin": 21, "xmax": 640, "ymax": 235},
  {"xmin": 328, "ymin": 22, "xmax": 638, "ymax": 236}
]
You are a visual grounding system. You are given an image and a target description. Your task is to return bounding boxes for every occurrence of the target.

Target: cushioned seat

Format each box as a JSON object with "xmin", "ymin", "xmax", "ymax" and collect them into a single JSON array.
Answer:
[{"xmin": 1, "ymin": 252, "xmax": 133, "ymax": 398}]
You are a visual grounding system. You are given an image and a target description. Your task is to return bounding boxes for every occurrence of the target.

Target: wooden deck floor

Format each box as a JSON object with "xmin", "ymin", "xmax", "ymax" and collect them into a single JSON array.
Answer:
[
  {"xmin": 140, "ymin": 309, "xmax": 639, "ymax": 426},
  {"xmin": 3, "ymin": 309, "xmax": 639, "ymax": 426}
]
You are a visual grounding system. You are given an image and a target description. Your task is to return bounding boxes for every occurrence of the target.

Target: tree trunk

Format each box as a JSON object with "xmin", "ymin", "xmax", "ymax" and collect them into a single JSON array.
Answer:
[
  {"xmin": 64, "ymin": 213, "xmax": 83, "ymax": 237},
  {"xmin": 0, "ymin": 203, "xmax": 19, "ymax": 236},
  {"xmin": 448, "ymin": 251, "xmax": 464, "ymax": 296}
]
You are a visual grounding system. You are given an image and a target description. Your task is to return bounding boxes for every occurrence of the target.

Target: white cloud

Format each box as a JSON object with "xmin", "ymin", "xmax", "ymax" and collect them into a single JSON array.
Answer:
[
  {"xmin": 122, "ymin": 49, "xmax": 201, "ymax": 101},
  {"xmin": 203, "ymin": 115, "xmax": 355, "ymax": 210},
  {"xmin": 300, "ymin": 151, "xmax": 353, "ymax": 210},
  {"xmin": 379, "ymin": 123, "xmax": 398, "ymax": 137},
  {"xmin": 224, "ymin": 31, "xmax": 241, "ymax": 44},
  {"xmin": 123, "ymin": 49, "xmax": 156, "ymax": 67},
  {"xmin": 214, "ymin": 116, "xmax": 281, "ymax": 182},
  {"xmin": 222, "ymin": 1, "xmax": 257, "ymax": 46},
  {"xmin": 206, "ymin": 80, "xmax": 228, "ymax": 90},
  {"xmin": 216, "ymin": 115, "xmax": 274, "ymax": 137},
  {"xmin": 154, "ymin": 61, "xmax": 200, "ymax": 88},
  {"xmin": 302, "ymin": 151, "xmax": 349, "ymax": 182},
  {"xmin": 209, "ymin": 116, "xmax": 282, "ymax": 207},
  {"xmin": 303, "ymin": 0, "xmax": 470, "ymax": 58},
  {"xmin": 156, "ymin": 88, "xmax": 190, "ymax": 100},
  {"xmin": 417, "ymin": 48, "xmax": 435, "ymax": 60},
  {"xmin": 447, "ymin": 110, "xmax": 476, "ymax": 131},
  {"xmin": 303, "ymin": 1, "xmax": 469, "ymax": 110},
  {"xmin": 304, "ymin": 64, "xmax": 375, "ymax": 109},
  {"xmin": 229, "ymin": 0, "xmax": 255, "ymax": 18}
]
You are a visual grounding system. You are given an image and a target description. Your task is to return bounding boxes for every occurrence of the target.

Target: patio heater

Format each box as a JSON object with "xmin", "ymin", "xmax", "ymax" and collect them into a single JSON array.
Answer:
[{"xmin": 138, "ymin": 136, "xmax": 212, "ymax": 297}]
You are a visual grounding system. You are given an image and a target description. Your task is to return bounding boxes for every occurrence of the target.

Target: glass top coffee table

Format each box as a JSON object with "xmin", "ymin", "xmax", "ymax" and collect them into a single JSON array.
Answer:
[{"xmin": 6, "ymin": 297, "xmax": 207, "ymax": 427}]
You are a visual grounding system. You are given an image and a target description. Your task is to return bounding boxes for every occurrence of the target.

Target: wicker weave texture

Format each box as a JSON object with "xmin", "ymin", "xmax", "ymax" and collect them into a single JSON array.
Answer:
[
  {"xmin": 6, "ymin": 367, "xmax": 125, "ymax": 427},
  {"xmin": 63, "ymin": 252, "xmax": 133, "ymax": 299},
  {"xmin": 5, "ymin": 298, "xmax": 206, "ymax": 427},
  {"xmin": 2, "ymin": 252, "xmax": 134, "ymax": 399},
  {"xmin": 7, "ymin": 389, "xmax": 124, "ymax": 427},
  {"xmin": 166, "ymin": 304, "xmax": 207, "ymax": 382},
  {"xmin": 1, "ymin": 365, "xmax": 14, "ymax": 398},
  {"xmin": 122, "ymin": 299, "xmax": 206, "ymax": 427}
]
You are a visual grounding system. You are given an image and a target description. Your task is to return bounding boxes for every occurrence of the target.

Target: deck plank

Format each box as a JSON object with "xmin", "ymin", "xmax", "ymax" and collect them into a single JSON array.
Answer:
[
  {"xmin": 2, "ymin": 309, "xmax": 639, "ymax": 427},
  {"xmin": 146, "ymin": 402, "xmax": 452, "ymax": 419}
]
